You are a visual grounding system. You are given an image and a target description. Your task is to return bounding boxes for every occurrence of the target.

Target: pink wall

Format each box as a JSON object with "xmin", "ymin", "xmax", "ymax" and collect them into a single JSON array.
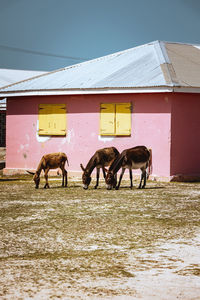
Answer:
[
  {"xmin": 6, "ymin": 93, "xmax": 172, "ymax": 178},
  {"xmin": 170, "ymin": 93, "xmax": 200, "ymax": 177}
]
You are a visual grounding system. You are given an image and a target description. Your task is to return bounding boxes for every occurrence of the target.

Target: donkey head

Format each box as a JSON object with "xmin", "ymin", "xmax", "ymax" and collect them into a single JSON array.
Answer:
[
  {"xmin": 33, "ymin": 172, "xmax": 40, "ymax": 189},
  {"xmin": 80, "ymin": 164, "xmax": 91, "ymax": 190},
  {"xmin": 105, "ymin": 170, "xmax": 116, "ymax": 190}
]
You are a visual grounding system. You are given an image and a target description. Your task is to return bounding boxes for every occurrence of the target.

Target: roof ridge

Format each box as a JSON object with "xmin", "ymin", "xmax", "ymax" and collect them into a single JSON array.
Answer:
[
  {"xmin": 60, "ymin": 40, "xmax": 173, "ymax": 74},
  {"xmin": 61, "ymin": 42, "xmax": 152, "ymax": 71},
  {"xmin": 154, "ymin": 41, "xmax": 180, "ymax": 87}
]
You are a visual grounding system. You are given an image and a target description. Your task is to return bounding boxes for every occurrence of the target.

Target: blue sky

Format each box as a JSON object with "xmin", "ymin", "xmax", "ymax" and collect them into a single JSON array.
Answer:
[{"xmin": 0, "ymin": 0, "xmax": 200, "ymax": 71}]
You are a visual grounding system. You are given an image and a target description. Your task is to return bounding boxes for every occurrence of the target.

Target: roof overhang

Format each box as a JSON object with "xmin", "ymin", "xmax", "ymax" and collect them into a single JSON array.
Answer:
[
  {"xmin": 1, "ymin": 86, "xmax": 200, "ymax": 97},
  {"xmin": 1, "ymin": 41, "xmax": 200, "ymax": 97}
]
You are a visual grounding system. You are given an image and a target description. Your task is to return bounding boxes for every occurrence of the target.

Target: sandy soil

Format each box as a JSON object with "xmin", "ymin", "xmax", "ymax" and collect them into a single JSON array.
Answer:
[
  {"xmin": 1, "ymin": 234, "xmax": 200, "ymax": 299},
  {"xmin": 0, "ymin": 179, "xmax": 200, "ymax": 299}
]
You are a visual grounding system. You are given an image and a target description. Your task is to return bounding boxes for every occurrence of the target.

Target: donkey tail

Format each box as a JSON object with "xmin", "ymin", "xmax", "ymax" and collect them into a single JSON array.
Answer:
[
  {"xmin": 66, "ymin": 156, "xmax": 69, "ymax": 167},
  {"xmin": 26, "ymin": 170, "xmax": 35, "ymax": 175},
  {"xmin": 148, "ymin": 148, "xmax": 152, "ymax": 176}
]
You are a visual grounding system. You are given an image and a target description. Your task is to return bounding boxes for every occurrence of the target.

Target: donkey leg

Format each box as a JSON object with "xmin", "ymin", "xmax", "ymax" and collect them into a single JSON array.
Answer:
[
  {"xmin": 60, "ymin": 161, "xmax": 68, "ymax": 187},
  {"xmin": 62, "ymin": 169, "xmax": 68, "ymax": 187},
  {"xmin": 65, "ymin": 169, "xmax": 68, "ymax": 187},
  {"xmin": 62, "ymin": 169, "xmax": 65, "ymax": 187},
  {"xmin": 138, "ymin": 169, "xmax": 143, "ymax": 189},
  {"xmin": 44, "ymin": 168, "xmax": 50, "ymax": 188},
  {"xmin": 102, "ymin": 167, "xmax": 106, "ymax": 179},
  {"xmin": 138, "ymin": 167, "xmax": 146, "ymax": 189},
  {"xmin": 142, "ymin": 170, "xmax": 147, "ymax": 188},
  {"xmin": 129, "ymin": 169, "xmax": 133, "ymax": 189},
  {"xmin": 116, "ymin": 168, "xmax": 125, "ymax": 190},
  {"xmin": 95, "ymin": 168, "xmax": 100, "ymax": 189},
  {"xmin": 113, "ymin": 173, "xmax": 117, "ymax": 188},
  {"xmin": 60, "ymin": 165, "xmax": 65, "ymax": 187},
  {"xmin": 102, "ymin": 167, "xmax": 108, "ymax": 187}
]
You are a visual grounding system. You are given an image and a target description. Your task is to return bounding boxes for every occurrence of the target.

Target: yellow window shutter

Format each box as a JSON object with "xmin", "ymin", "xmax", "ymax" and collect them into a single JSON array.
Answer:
[
  {"xmin": 116, "ymin": 103, "xmax": 131, "ymax": 135},
  {"xmin": 100, "ymin": 103, "xmax": 115, "ymax": 135},
  {"xmin": 38, "ymin": 104, "xmax": 49, "ymax": 135},
  {"xmin": 38, "ymin": 104, "xmax": 66, "ymax": 136}
]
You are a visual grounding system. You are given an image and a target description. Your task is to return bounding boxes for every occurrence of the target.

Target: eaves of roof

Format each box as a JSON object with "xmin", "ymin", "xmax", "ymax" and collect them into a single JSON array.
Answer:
[
  {"xmin": 2, "ymin": 86, "xmax": 200, "ymax": 99},
  {"xmin": 1, "ymin": 41, "xmax": 200, "ymax": 98}
]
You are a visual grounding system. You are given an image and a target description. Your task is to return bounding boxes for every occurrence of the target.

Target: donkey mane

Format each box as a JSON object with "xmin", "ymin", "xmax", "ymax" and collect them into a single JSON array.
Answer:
[{"xmin": 109, "ymin": 146, "xmax": 148, "ymax": 173}]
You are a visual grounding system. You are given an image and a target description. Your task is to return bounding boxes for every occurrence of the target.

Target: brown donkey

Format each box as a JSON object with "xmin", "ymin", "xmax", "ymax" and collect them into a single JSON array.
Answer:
[
  {"xmin": 80, "ymin": 147, "xmax": 119, "ymax": 189},
  {"xmin": 27, "ymin": 152, "xmax": 69, "ymax": 189},
  {"xmin": 105, "ymin": 146, "xmax": 152, "ymax": 190}
]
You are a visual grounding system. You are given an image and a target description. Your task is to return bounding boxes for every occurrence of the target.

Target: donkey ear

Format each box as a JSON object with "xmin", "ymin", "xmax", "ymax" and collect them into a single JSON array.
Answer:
[{"xmin": 80, "ymin": 164, "xmax": 85, "ymax": 171}]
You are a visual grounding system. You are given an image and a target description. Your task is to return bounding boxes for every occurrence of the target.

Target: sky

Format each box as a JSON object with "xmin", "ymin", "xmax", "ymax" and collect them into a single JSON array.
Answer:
[{"xmin": 0, "ymin": 0, "xmax": 200, "ymax": 71}]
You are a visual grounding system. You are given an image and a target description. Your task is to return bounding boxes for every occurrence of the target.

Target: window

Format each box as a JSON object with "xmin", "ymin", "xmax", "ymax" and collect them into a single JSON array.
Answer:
[
  {"xmin": 100, "ymin": 103, "xmax": 131, "ymax": 136},
  {"xmin": 38, "ymin": 104, "xmax": 66, "ymax": 136}
]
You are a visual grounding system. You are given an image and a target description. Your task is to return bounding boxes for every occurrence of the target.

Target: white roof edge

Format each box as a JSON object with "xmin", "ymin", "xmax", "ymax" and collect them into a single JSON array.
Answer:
[
  {"xmin": 0, "ymin": 87, "xmax": 179, "ymax": 97},
  {"xmin": 1, "ymin": 86, "xmax": 200, "ymax": 97}
]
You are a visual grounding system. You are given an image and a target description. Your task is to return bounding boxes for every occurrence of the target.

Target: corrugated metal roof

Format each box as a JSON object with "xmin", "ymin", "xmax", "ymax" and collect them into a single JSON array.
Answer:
[
  {"xmin": 0, "ymin": 69, "xmax": 46, "ymax": 88},
  {"xmin": 1, "ymin": 41, "xmax": 200, "ymax": 96}
]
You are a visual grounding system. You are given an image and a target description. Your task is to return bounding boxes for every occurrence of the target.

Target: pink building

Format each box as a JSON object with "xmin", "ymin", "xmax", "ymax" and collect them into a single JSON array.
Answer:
[{"xmin": 0, "ymin": 41, "xmax": 200, "ymax": 181}]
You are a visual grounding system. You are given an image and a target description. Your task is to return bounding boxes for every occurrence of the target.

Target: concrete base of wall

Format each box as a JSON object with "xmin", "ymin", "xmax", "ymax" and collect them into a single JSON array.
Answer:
[
  {"xmin": 2, "ymin": 168, "xmax": 200, "ymax": 182},
  {"xmin": 170, "ymin": 174, "xmax": 200, "ymax": 182}
]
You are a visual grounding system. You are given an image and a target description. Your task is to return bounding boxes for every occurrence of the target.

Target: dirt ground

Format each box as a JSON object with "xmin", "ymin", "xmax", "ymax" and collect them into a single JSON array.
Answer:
[
  {"xmin": 0, "ymin": 147, "xmax": 6, "ymax": 170},
  {"xmin": 0, "ymin": 147, "xmax": 6, "ymax": 161},
  {"xmin": 0, "ymin": 175, "xmax": 200, "ymax": 299}
]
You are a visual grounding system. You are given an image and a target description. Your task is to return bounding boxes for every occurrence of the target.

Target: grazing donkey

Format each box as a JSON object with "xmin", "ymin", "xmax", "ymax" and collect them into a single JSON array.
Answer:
[
  {"xmin": 105, "ymin": 146, "xmax": 152, "ymax": 190},
  {"xmin": 80, "ymin": 147, "xmax": 119, "ymax": 190},
  {"xmin": 27, "ymin": 152, "xmax": 69, "ymax": 189}
]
